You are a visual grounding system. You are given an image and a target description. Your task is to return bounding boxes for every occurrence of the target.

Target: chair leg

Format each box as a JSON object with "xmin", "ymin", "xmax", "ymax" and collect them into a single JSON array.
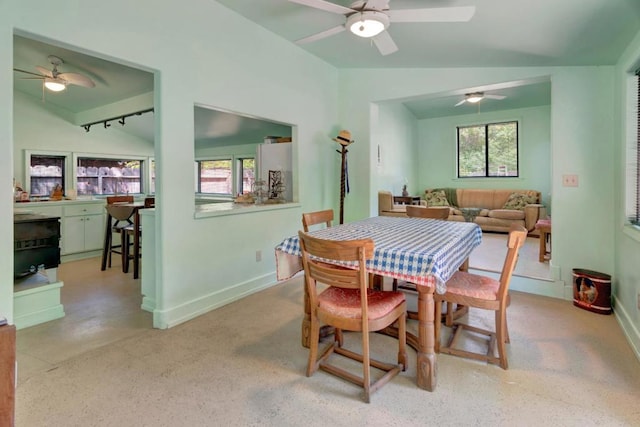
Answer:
[
  {"xmin": 495, "ymin": 310, "xmax": 508, "ymax": 370},
  {"xmin": 121, "ymin": 231, "xmax": 129, "ymax": 273},
  {"xmin": 306, "ymin": 317, "xmax": 321, "ymax": 377},
  {"xmin": 445, "ymin": 302, "xmax": 454, "ymax": 326},
  {"xmin": 335, "ymin": 328, "xmax": 343, "ymax": 347},
  {"xmin": 361, "ymin": 329, "xmax": 371, "ymax": 404},
  {"xmin": 397, "ymin": 312, "xmax": 407, "ymax": 371}
]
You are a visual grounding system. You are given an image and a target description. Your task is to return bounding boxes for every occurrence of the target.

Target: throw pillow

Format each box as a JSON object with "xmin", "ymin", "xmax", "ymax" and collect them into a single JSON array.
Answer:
[
  {"xmin": 424, "ymin": 190, "xmax": 449, "ymax": 207},
  {"xmin": 503, "ymin": 192, "xmax": 537, "ymax": 210}
]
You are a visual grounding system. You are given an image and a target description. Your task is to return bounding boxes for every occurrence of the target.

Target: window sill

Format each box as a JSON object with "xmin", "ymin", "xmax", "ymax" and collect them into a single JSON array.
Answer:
[
  {"xmin": 622, "ymin": 223, "xmax": 640, "ymax": 243},
  {"xmin": 194, "ymin": 201, "xmax": 300, "ymax": 219}
]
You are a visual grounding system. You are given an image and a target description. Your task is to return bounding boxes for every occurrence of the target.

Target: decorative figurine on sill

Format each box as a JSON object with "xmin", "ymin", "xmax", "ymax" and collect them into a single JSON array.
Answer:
[
  {"xmin": 50, "ymin": 184, "xmax": 63, "ymax": 201},
  {"xmin": 402, "ymin": 184, "xmax": 409, "ymax": 197}
]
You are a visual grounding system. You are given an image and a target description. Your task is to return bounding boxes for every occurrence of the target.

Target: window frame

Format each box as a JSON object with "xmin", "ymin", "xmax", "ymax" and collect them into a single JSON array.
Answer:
[
  {"xmin": 73, "ymin": 152, "xmax": 147, "ymax": 196},
  {"xmin": 456, "ymin": 120, "xmax": 520, "ymax": 178},
  {"xmin": 195, "ymin": 156, "xmax": 234, "ymax": 196},
  {"xmin": 24, "ymin": 149, "xmax": 73, "ymax": 197},
  {"xmin": 627, "ymin": 71, "xmax": 640, "ymax": 226},
  {"xmin": 236, "ymin": 156, "xmax": 255, "ymax": 195}
]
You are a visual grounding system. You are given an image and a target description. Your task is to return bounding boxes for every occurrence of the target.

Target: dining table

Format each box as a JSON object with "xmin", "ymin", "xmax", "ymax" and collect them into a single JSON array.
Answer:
[{"xmin": 274, "ymin": 215, "xmax": 482, "ymax": 392}]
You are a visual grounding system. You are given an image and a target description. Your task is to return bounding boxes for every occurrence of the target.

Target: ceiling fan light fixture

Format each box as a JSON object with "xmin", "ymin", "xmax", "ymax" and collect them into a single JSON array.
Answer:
[
  {"xmin": 466, "ymin": 92, "xmax": 484, "ymax": 103},
  {"xmin": 347, "ymin": 12, "xmax": 389, "ymax": 38},
  {"xmin": 44, "ymin": 78, "xmax": 66, "ymax": 92}
]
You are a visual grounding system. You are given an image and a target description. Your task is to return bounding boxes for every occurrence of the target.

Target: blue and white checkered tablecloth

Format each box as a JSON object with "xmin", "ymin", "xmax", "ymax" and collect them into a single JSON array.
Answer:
[{"xmin": 275, "ymin": 216, "xmax": 482, "ymax": 294}]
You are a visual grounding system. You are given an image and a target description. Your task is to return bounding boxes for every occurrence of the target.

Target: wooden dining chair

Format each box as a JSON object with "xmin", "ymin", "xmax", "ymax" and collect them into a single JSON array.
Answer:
[
  {"xmin": 298, "ymin": 231, "xmax": 407, "ymax": 403},
  {"xmin": 302, "ymin": 209, "xmax": 333, "ymax": 232},
  {"xmin": 101, "ymin": 196, "xmax": 135, "ymax": 271},
  {"xmin": 434, "ymin": 224, "xmax": 527, "ymax": 369},
  {"xmin": 406, "ymin": 205, "xmax": 450, "ymax": 220},
  {"xmin": 395, "ymin": 205, "xmax": 450, "ymax": 294}
]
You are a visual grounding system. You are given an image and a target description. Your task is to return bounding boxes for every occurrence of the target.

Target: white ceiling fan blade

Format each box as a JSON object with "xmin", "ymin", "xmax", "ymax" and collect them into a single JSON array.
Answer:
[
  {"xmin": 288, "ymin": 0, "xmax": 354, "ymax": 15},
  {"xmin": 296, "ymin": 25, "xmax": 346, "ymax": 44},
  {"xmin": 34, "ymin": 66, "xmax": 54, "ymax": 78},
  {"xmin": 389, "ymin": 6, "xmax": 476, "ymax": 23},
  {"xmin": 13, "ymin": 68, "xmax": 45, "ymax": 78},
  {"xmin": 373, "ymin": 30, "xmax": 398, "ymax": 56},
  {"xmin": 59, "ymin": 72, "xmax": 95, "ymax": 88},
  {"xmin": 454, "ymin": 99, "xmax": 467, "ymax": 107},
  {"xmin": 485, "ymin": 94, "xmax": 506, "ymax": 100}
]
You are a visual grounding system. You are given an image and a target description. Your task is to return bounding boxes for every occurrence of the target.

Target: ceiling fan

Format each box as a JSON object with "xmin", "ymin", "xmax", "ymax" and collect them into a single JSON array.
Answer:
[
  {"xmin": 454, "ymin": 92, "xmax": 506, "ymax": 107},
  {"xmin": 13, "ymin": 55, "xmax": 96, "ymax": 92},
  {"xmin": 289, "ymin": 0, "xmax": 475, "ymax": 56}
]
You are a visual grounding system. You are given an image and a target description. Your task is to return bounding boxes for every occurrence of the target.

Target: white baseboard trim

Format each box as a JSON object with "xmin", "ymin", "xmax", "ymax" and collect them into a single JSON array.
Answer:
[
  {"xmin": 469, "ymin": 268, "xmax": 566, "ymax": 299},
  {"xmin": 612, "ymin": 294, "xmax": 640, "ymax": 363},
  {"xmin": 152, "ymin": 273, "xmax": 277, "ymax": 329}
]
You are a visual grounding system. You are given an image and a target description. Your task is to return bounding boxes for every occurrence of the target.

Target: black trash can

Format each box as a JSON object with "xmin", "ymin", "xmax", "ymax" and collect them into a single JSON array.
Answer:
[{"xmin": 572, "ymin": 269, "xmax": 612, "ymax": 315}]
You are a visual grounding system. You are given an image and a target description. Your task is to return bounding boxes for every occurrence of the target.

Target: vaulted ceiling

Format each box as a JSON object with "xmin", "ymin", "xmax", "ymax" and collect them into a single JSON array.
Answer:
[{"xmin": 12, "ymin": 0, "xmax": 640, "ymax": 138}]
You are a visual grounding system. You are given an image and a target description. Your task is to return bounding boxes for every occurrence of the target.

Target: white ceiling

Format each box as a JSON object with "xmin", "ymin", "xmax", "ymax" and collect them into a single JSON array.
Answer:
[
  {"xmin": 215, "ymin": 0, "xmax": 640, "ymax": 68},
  {"xmin": 11, "ymin": 0, "xmax": 640, "ymax": 137}
]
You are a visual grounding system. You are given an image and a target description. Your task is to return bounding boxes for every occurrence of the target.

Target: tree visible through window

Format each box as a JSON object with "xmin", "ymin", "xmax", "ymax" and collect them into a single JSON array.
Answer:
[{"xmin": 457, "ymin": 121, "xmax": 519, "ymax": 178}]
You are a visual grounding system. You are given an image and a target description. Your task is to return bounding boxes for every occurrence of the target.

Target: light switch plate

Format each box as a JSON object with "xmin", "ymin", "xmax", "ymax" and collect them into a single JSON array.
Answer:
[{"xmin": 562, "ymin": 174, "xmax": 579, "ymax": 187}]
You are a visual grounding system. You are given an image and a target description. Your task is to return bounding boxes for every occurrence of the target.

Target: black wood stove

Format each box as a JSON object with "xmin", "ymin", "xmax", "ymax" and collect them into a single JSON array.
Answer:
[{"xmin": 14, "ymin": 213, "xmax": 61, "ymax": 278}]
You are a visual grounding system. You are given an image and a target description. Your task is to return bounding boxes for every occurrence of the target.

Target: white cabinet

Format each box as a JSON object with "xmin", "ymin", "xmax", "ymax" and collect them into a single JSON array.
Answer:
[
  {"xmin": 62, "ymin": 203, "xmax": 105, "ymax": 254},
  {"xmin": 17, "ymin": 200, "xmax": 105, "ymax": 257}
]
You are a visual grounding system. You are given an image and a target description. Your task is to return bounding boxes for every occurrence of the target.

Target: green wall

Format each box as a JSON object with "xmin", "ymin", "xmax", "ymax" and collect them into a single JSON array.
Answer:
[
  {"xmin": 0, "ymin": 0, "xmax": 340, "ymax": 327},
  {"xmin": 614, "ymin": 30, "xmax": 640, "ymax": 358},
  {"xmin": 371, "ymin": 102, "xmax": 419, "ymax": 198},
  {"xmin": 418, "ymin": 105, "xmax": 552, "ymax": 208},
  {"xmin": 1, "ymin": 1, "xmax": 638, "ymax": 359}
]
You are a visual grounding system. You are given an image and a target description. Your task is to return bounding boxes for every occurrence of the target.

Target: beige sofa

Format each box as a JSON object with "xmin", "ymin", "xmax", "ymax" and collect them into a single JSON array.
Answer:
[{"xmin": 424, "ymin": 188, "xmax": 545, "ymax": 234}]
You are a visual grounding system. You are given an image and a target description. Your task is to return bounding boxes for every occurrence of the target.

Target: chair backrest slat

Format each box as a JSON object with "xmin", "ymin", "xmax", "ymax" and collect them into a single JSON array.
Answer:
[
  {"xmin": 302, "ymin": 209, "xmax": 333, "ymax": 232},
  {"xmin": 106, "ymin": 195, "xmax": 134, "ymax": 204},
  {"xmin": 497, "ymin": 224, "xmax": 528, "ymax": 300}
]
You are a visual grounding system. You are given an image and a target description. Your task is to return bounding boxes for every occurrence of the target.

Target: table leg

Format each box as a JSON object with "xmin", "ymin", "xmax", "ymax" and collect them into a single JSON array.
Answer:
[
  {"xmin": 539, "ymin": 231, "xmax": 546, "ymax": 262},
  {"xmin": 417, "ymin": 285, "xmax": 437, "ymax": 391}
]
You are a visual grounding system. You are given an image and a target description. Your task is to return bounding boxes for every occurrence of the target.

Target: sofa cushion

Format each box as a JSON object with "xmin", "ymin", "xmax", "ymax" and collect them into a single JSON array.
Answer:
[
  {"xmin": 489, "ymin": 209, "xmax": 526, "ymax": 220},
  {"xmin": 502, "ymin": 192, "xmax": 538, "ymax": 210},
  {"xmin": 424, "ymin": 190, "xmax": 449, "ymax": 207}
]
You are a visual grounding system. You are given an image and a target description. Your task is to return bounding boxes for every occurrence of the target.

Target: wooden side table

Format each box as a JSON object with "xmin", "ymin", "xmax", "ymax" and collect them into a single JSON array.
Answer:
[
  {"xmin": 535, "ymin": 219, "xmax": 552, "ymax": 262},
  {"xmin": 393, "ymin": 196, "xmax": 421, "ymax": 205}
]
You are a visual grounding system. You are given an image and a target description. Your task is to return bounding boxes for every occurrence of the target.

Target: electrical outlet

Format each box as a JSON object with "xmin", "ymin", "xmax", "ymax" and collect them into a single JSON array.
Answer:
[
  {"xmin": 562, "ymin": 174, "xmax": 579, "ymax": 187},
  {"xmin": 255, "ymin": 250, "xmax": 262, "ymax": 262}
]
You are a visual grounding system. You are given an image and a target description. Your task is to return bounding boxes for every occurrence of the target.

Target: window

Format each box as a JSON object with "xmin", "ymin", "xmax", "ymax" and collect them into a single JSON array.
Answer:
[
  {"xmin": 237, "ymin": 158, "xmax": 255, "ymax": 195},
  {"xmin": 195, "ymin": 157, "xmax": 255, "ymax": 196},
  {"xmin": 29, "ymin": 154, "xmax": 66, "ymax": 197},
  {"xmin": 197, "ymin": 159, "xmax": 233, "ymax": 194},
  {"xmin": 149, "ymin": 158, "xmax": 156, "ymax": 195},
  {"xmin": 76, "ymin": 156, "xmax": 143, "ymax": 195},
  {"xmin": 457, "ymin": 121, "xmax": 519, "ymax": 178},
  {"xmin": 630, "ymin": 71, "xmax": 640, "ymax": 225}
]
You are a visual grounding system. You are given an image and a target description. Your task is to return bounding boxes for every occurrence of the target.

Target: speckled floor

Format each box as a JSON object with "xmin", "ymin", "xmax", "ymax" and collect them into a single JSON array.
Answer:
[{"xmin": 15, "ymin": 257, "xmax": 640, "ymax": 426}]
